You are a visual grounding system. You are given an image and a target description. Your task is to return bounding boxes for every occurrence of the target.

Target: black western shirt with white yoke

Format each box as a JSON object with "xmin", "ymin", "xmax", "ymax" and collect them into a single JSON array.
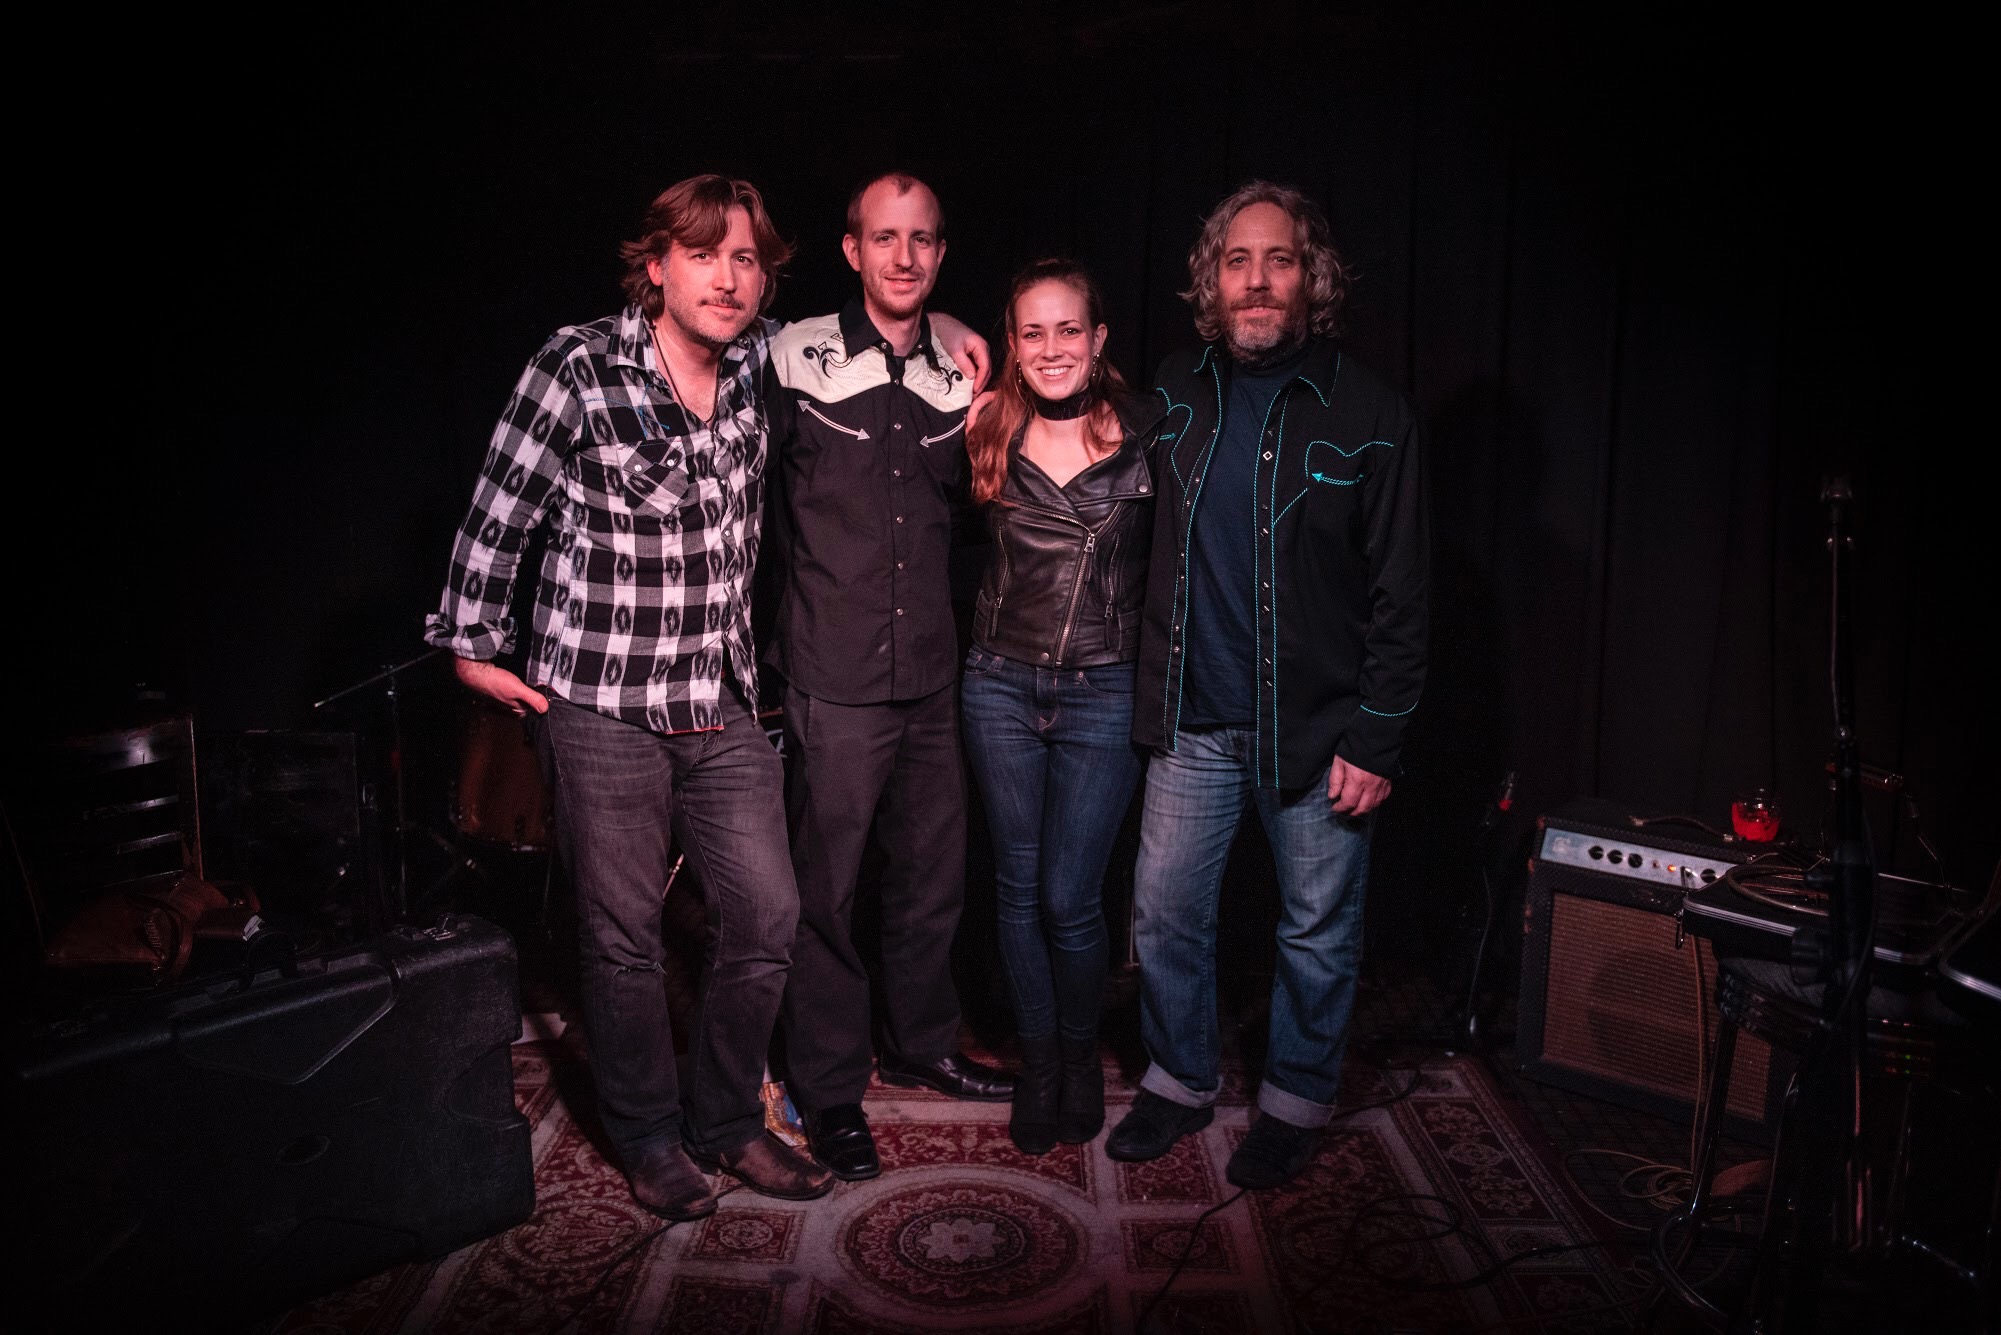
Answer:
[
  {"xmin": 425, "ymin": 305, "xmax": 777, "ymax": 735},
  {"xmin": 764, "ymin": 300, "xmax": 974, "ymax": 705}
]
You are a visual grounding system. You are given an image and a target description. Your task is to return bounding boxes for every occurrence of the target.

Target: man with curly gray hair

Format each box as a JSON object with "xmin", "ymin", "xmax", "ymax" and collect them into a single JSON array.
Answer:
[
  {"xmin": 1179, "ymin": 180, "xmax": 1354, "ymax": 356},
  {"xmin": 1109, "ymin": 182, "xmax": 1429, "ymax": 1189}
]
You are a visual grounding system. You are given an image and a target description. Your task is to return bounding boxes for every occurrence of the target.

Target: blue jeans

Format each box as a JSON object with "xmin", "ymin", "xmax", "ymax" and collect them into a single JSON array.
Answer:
[
  {"xmin": 961, "ymin": 647, "xmax": 1145, "ymax": 1042},
  {"xmin": 1132, "ymin": 726, "xmax": 1371, "ymax": 1128}
]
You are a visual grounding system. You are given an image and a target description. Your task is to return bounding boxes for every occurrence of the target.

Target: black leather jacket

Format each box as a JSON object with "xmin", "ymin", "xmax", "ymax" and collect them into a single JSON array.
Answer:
[{"xmin": 973, "ymin": 395, "xmax": 1169, "ymax": 668}]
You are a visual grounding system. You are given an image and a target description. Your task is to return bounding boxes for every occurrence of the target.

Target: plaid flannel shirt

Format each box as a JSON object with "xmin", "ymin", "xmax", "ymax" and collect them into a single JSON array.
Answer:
[{"xmin": 425, "ymin": 305, "xmax": 777, "ymax": 735}]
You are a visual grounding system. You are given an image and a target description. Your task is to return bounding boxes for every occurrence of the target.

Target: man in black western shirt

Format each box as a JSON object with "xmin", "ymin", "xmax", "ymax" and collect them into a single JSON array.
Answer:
[
  {"xmin": 766, "ymin": 173, "xmax": 1014, "ymax": 1182},
  {"xmin": 1107, "ymin": 182, "xmax": 1428, "ymax": 1190}
]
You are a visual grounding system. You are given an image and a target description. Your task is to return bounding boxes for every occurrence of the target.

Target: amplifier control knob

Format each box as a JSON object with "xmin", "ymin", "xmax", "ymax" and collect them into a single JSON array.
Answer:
[
  {"xmin": 1588, "ymin": 845, "xmax": 1604, "ymax": 860},
  {"xmin": 1700, "ymin": 867, "xmax": 1717, "ymax": 883}
]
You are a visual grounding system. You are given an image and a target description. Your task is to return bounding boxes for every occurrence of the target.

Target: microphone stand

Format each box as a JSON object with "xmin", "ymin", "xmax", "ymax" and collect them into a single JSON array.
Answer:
[
  {"xmin": 1822, "ymin": 479, "xmax": 1877, "ymax": 1263},
  {"xmin": 1457, "ymin": 771, "xmax": 1515, "ymax": 1049},
  {"xmin": 312, "ymin": 646, "xmax": 446, "ymax": 918},
  {"xmin": 1748, "ymin": 479, "xmax": 1877, "ymax": 1329}
]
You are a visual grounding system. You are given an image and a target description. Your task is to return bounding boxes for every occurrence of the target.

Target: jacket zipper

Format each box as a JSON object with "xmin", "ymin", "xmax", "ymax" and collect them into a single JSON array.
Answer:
[
  {"xmin": 989, "ymin": 529, "xmax": 1009, "ymax": 637},
  {"xmin": 1101, "ymin": 522, "xmax": 1123, "ymax": 655},
  {"xmin": 798, "ymin": 400, "xmax": 869, "ymax": 441},
  {"xmin": 1053, "ymin": 531, "xmax": 1096, "ymax": 665}
]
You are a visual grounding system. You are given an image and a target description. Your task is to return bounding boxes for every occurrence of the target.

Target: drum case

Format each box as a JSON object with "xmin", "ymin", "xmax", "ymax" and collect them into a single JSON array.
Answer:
[{"xmin": 14, "ymin": 913, "xmax": 535, "ymax": 1324}]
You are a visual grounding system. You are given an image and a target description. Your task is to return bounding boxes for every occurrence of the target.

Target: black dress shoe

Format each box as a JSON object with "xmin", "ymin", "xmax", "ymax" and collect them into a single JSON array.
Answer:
[
  {"xmin": 878, "ymin": 1052, "xmax": 1016, "ymax": 1102},
  {"xmin": 806, "ymin": 1103, "xmax": 881, "ymax": 1181}
]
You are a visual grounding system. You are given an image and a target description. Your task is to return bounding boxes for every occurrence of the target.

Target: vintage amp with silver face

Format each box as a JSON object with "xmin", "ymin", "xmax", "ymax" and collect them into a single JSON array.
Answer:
[{"xmin": 1517, "ymin": 799, "xmax": 1791, "ymax": 1141}]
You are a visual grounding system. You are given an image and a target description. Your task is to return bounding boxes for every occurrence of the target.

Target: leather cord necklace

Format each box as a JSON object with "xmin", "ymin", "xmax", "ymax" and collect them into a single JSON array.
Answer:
[{"xmin": 651, "ymin": 317, "xmax": 718, "ymax": 429}]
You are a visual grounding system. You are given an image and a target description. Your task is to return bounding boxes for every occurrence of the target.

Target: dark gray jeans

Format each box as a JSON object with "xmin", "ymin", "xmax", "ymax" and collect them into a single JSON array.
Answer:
[{"xmin": 540, "ymin": 692, "xmax": 796, "ymax": 1162}]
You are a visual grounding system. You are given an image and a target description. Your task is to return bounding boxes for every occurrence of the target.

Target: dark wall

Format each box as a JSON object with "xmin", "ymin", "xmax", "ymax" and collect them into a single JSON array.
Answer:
[{"xmin": 49, "ymin": 9, "xmax": 1991, "ymax": 919}]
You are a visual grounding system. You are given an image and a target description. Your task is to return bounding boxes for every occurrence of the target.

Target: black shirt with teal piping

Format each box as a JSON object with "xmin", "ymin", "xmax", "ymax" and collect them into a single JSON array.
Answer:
[
  {"xmin": 1180, "ymin": 343, "xmax": 1310, "ymax": 728},
  {"xmin": 1131, "ymin": 336, "xmax": 1428, "ymax": 787}
]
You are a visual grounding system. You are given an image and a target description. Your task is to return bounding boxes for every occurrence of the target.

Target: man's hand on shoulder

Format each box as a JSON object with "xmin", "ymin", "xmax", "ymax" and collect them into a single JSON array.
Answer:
[
  {"xmin": 930, "ymin": 313, "xmax": 991, "ymax": 391},
  {"xmin": 1328, "ymin": 755, "xmax": 1391, "ymax": 817},
  {"xmin": 454, "ymin": 656, "xmax": 549, "ymax": 717},
  {"xmin": 964, "ymin": 389, "xmax": 997, "ymax": 436}
]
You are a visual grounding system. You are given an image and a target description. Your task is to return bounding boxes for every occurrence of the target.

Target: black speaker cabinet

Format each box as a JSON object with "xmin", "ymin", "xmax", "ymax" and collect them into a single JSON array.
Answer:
[
  {"xmin": 15, "ymin": 914, "xmax": 535, "ymax": 1325},
  {"xmin": 1517, "ymin": 800, "xmax": 1792, "ymax": 1143}
]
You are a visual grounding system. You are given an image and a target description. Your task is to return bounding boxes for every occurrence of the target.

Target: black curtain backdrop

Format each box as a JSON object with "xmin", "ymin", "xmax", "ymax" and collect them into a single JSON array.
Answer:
[{"xmin": 42, "ymin": 8, "xmax": 1990, "ymax": 953}]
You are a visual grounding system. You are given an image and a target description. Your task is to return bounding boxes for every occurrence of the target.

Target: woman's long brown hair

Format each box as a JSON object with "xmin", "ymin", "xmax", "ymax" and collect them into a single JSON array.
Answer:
[{"xmin": 967, "ymin": 259, "xmax": 1128, "ymax": 505}]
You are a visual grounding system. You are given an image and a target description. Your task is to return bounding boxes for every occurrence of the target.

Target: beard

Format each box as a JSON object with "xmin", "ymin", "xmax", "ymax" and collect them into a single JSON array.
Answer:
[
  {"xmin": 1223, "ymin": 301, "xmax": 1308, "ymax": 370},
  {"xmin": 660, "ymin": 285, "xmax": 751, "ymax": 352},
  {"xmin": 866, "ymin": 267, "xmax": 932, "ymax": 321}
]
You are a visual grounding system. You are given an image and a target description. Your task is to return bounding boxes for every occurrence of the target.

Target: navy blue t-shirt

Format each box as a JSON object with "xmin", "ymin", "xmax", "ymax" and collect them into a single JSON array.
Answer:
[{"xmin": 1181, "ymin": 347, "xmax": 1308, "ymax": 728}]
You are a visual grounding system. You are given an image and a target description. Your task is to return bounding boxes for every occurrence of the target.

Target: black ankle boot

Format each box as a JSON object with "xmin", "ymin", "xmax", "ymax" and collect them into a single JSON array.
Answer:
[
  {"xmin": 1010, "ymin": 1034, "xmax": 1061, "ymax": 1155},
  {"xmin": 1056, "ymin": 1034, "xmax": 1104, "ymax": 1144}
]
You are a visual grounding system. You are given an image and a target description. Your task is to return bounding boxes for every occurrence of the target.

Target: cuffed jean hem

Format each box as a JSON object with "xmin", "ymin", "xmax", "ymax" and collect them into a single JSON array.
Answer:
[
  {"xmin": 1141, "ymin": 1061, "xmax": 1219, "ymax": 1109},
  {"xmin": 1257, "ymin": 1080, "xmax": 1336, "ymax": 1129}
]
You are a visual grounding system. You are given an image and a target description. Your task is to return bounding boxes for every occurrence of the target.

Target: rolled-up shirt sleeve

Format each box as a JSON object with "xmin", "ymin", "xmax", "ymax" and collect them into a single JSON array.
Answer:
[{"xmin": 423, "ymin": 334, "xmax": 582, "ymax": 661}]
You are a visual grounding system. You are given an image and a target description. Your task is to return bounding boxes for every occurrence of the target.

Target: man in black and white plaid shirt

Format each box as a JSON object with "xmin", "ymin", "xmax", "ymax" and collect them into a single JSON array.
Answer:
[
  {"xmin": 427, "ymin": 246, "xmax": 771, "ymax": 737},
  {"xmin": 426, "ymin": 176, "xmax": 829, "ymax": 1220}
]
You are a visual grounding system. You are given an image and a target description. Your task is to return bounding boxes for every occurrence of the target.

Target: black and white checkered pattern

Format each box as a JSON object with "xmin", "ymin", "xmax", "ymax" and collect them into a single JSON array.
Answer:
[{"xmin": 425, "ymin": 305, "xmax": 777, "ymax": 735}]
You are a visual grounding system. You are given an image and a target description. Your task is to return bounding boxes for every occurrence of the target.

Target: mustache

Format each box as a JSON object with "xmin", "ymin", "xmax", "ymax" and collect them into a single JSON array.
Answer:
[{"xmin": 704, "ymin": 297, "xmax": 745, "ymax": 311}]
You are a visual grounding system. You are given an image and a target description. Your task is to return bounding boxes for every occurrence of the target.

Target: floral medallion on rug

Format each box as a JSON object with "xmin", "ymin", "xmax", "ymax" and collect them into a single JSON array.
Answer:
[{"xmin": 271, "ymin": 1037, "xmax": 1628, "ymax": 1334}]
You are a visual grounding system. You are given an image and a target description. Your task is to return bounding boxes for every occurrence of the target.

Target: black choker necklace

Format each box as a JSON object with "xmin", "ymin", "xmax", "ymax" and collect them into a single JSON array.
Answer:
[{"xmin": 1030, "ymin": 389, "xmax": 1091, "ymax": 421}]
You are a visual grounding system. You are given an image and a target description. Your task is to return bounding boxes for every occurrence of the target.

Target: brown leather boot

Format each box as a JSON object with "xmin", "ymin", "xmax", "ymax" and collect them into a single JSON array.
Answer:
[
  {"xmin": 624, "ymin": 1142, "xmax": 716, "ymax": 1221},
  {"xmin": 692, "ymin": 1131, "xmax": 836, "ymax": 1200}
]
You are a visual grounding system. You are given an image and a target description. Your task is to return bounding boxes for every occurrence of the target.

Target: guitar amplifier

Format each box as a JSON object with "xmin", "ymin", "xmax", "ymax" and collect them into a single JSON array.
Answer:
[
  {"xmin": 15, "ymin": 914, "xmax": 535, "ymax": 1325},
  {"xmin": 1517, "ymin": 800, "xmax": 1792, "ymax": 1142}
]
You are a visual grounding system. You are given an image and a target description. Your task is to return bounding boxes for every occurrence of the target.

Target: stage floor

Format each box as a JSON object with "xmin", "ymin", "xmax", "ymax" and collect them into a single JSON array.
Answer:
[{"xmin": 264, "ymin": 967, "xmax": 1760, "ymax": 1333}]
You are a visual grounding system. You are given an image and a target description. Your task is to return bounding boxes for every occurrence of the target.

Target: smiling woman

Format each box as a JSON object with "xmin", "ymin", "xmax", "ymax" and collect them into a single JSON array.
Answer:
[
  {"xmin": 958, "ymin": 257, "xmax": 1172, "ymax": 1157},
  {"xmin": 966, "ymin": 259, "xmax": 1126, "ymax": 506}
]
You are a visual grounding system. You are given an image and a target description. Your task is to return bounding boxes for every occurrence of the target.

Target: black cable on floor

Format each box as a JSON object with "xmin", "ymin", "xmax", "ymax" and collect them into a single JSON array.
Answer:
[
  {"xmin": 1137, "ymin": 1061, "xmax": 1427, "ymax": 1334},
  {"xmin": 1289, "ymin": 1188, "xmax": 1635, "ymax": 1334},
  {"xmin": 1348, "ymin": 1192, "xmax": 1622, "ymax": 1291},
  {"xmin": 1133, "ymin": 1188, "xmax": 1248, "ymax": 1334},
  {"xmin": 548, "ymin": 1182, "xmax": 743, "ymax": 1335},
  {"xmin": 1456, "ymin": 1293, "xmax": 1646, "ymax": 1333}
]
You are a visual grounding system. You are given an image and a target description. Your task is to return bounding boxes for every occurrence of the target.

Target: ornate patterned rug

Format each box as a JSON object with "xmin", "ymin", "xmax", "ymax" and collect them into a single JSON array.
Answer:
[{"xmin": 272, "ymin": 1037, "xmax": 1632, "ymax": 1334}]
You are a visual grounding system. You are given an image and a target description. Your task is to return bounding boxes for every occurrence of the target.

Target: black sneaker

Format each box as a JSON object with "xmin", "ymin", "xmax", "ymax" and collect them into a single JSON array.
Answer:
[
  {"xmin": 1104, "ymin": 1090, "xmax": 1214, "ymax": 1162},
  {"xmin": 1225, "ymin": 1113, "xmax": 1321, "ymax": 1189}
]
